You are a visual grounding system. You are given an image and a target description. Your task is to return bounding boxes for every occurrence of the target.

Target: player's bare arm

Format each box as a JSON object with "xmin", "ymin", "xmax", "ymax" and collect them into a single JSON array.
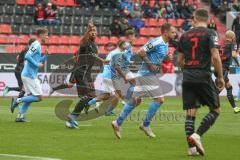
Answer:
[
  {"xmin": 138, "ymin": 49, "xmax": 159, "ymax": 72},
  {"xmin": 232, "ymin": 50, "xmax": 240, "ymax": 66},
  {"xmin": 177, "ymin": 52, "xmax": 185, "ymax": 71},
  {"xmin": 211, "ymin": 48, "xmax": 225, "ymax": 91},
  {"xmin": 115, "ymin": 63, "xmax": 128, "ymax": 83}
]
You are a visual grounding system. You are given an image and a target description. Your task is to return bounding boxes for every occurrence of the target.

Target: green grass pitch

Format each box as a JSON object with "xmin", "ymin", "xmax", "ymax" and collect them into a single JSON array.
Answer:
[{"xmin": 0, "ymin": 97, "xmax": 239, "ymax": 160}]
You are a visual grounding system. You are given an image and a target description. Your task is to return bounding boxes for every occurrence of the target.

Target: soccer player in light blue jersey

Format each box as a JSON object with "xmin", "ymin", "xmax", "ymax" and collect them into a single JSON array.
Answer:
[
  {"xmin": 111, "ymin": 24, "xmax": 177, "ymax": 139},
  {"xmin": 10, "ymin": 28, "xmax": 49, "ymax": 122}
]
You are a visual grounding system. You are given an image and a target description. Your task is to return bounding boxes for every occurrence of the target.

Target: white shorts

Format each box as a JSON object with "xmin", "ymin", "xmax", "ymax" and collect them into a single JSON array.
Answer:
[
  {"xmin": 101, "ymin": 78, "xmax": 121, "ymax": 93},
  {"xmin": 133, "ymin": 75, "xmax": 164, "ymax": 99},
  {"xmin": 21, "ymin": 76, "xmax": 43, "ymax": 96}
]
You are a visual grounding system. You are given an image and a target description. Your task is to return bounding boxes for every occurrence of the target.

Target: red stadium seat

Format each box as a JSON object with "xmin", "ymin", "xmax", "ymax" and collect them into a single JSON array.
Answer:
[
  {"xmin": 26, "ymin": 0, "xmax": 34, "ymax": 5},
  {"xmin": 95, "ymin": 36, "xmax": 100, "ymax": 44},
  {"xmin": 49, "ymin": 35, "xmax": 60, "ymax": 44},
  {"xmin": 0, "ymin": 24, "xmax": 11, "ymax": 34},
  {"xmin": 168, "ymin": 19, "xmax": 177, "ymax": 26},
  {"xmin": 0, "ymin": 36, "xmax": 9, "ymax": 44},
  {"xmin": 140, "ymin": 28, "xmax": 149, "ymax": 36},
  {"xmin": 66, "ymin": 0, "xmax": 76, "ymax": 6},
  {"xmin": 48, "ymin": 45, "xmax": 59, "ymax": 54},
  {"xmin": 133, "ymin": 37, "xmax": 148, "ymax": 46},
  {"xmin": 177, "ymin": 19, "xmax": 185, "ymax": 26},
  {"xmin": 109, "ymin": 36, "xmax": 118, "ymax": 44},
  {"xmin": 5, "ymin": 46, "xmax": 16, "ymax": 53},
  {"xmin": 18, "ymin": 35, "xmax": 29, "ymax": 44},
  {"xmin": 54, "ymin": 0, "xmax": 66, "ymax": 6},
  {"xmin": 60, "ymin": 35, "xmax": 70, "ymax": 45},
  {"xmin": 149, "ymin": 28, "xmax": 160, "ymax": 36},
  {"xmin": 149, "ymin": 18, "xmax": 158, "ymax": 27},
  {"xmin": 71, "ymin": 36, "xmax": 81, "ymax": 45},
  {"xmin": 69, "ymin": 45, "xmax": 79, "ymax": 54},
  {"xmin": 16, "ymin": 0, "xmax": 27, "ymax": 5},
  {"xmin": 17, "ymin": 45, "xmax": 26, "ymax": 53},
  {"xmin": 158, "ymin": 18, "xmax": 167, "ymax": 26},
  {"xmin": 98, "ymin": 36, "xmax": 109, "ymax": 45},
  {"xmin": 41, "ymin": 45, "xmax": 47, "ymax": 53},
  {"xmin": 58, "ymin": 46, "xmax": 70, "ymax": 54},
  {"xmin": 99, "ymin": 46, "xmax": 108, "ymax": 54}
]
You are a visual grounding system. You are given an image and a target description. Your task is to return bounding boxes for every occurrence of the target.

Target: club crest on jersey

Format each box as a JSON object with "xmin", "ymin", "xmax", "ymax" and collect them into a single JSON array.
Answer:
[
  {"xmin": 146, "ymin": 43, "xmax": 153, "ymax": 50},
  {"xmin": 30, "ymin": 47, "xmax": 36, "ymax": 53}
]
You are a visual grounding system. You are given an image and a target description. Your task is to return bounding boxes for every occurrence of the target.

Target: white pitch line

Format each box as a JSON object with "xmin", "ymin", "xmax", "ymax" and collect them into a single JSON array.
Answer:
[{"xmin": 0, "ymin": 153, "xmax": 62, "ymax": 160}]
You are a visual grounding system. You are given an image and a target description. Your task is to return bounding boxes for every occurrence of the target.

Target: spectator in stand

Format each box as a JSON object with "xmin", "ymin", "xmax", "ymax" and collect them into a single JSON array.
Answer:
[
  {"xmin": 182, "ymin": 19, "xmax": 192, "ymax": 31},
  {"xmin": 119, "ymin": 18, "xmax": 133, "ymax": 36},
  {"xmin": 142, "ymin": 0, "xmax": 155, "ymax": 18},
  {"xmin": 175, "ymin": 1, "xmax": 185, "ymax": 19},
  {"xmin": 211, "ymin": 0, "xmax": 223, "ymax": 15},
  {"xmin": 131, "ymin": 0, "xmax": 142, "ymax": 19},
  {"xmin": 121, "ymin": 6, "xmax": 132, "ymax": 18},
  {"xmin": 35, "ymin": 3, "xmax": 45, "ymax": 26},
  {"xmin": 208, "ymin": 18, "xmax": 217, "ymax": 31},
  {"xmin": 45, "ymin": 3, "xmax": 61, "ymax": 25},
  {"xmin": 232, "ymin": 13, "xmax": 240, "ymax": 48},
  {"xmin": 181, "ymin": 1, "xmax": 194, "ymax": 19},
  {"xmin": 34, "ymin": 0, "xmax": 47, "ymax": 8},
  {"xmin": 153, "ymin": 2, "xmax": 162, "ymax": 19},
  {"xmin": 164, "ymin": 1, "xmax": 175, "ymax": 19},
  {"xmin": 219, "ymin": 0, "xmax": 230, "ymax": 22},
  {"xmin": 232, "ymin": 0, "xmax": 240, "ymax": 11},
  {"xmin": 110, "ymin": 18, "xmax": 121, "ymax": 36}
]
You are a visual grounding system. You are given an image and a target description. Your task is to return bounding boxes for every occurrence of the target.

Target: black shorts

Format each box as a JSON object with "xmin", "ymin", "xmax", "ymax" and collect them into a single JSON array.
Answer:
[
  {"xmin": 182, "ymin": 79, "xmax": 220, "ymax": 110},
  {"xmin": 14, "ymin": 71, "xmax": 23, "ymax": 89},
  {"xmin": 72, "ymin": 70, "xmax": 94, "ymax": 97},
  {"xmin": 214, "ymin": 69, "xmax": 229, "ymax": 83}
]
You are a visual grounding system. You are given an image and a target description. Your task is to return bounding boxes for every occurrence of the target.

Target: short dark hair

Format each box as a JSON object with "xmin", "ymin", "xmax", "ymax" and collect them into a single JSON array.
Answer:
[
  {"xmin": 36, "ymin": 27, "xmax": 48, "ymax": 36},
  {"xmin": 28, "ymin": 38, "xmax": 36, "ymax": 45},
  {"xmin": 125, "ymin": 29, "xmax": 135, "ymax": 36},
  {"xmin": 194, "ymin": 8, "xmax": 209, "ymax": 22},
  {"xmin": 117, "ymin": 39, "xmax": 126, "ymax": 47},
  {"xmin": 161, "ymin": 23, "xmax": 172, "ymax": 34}
]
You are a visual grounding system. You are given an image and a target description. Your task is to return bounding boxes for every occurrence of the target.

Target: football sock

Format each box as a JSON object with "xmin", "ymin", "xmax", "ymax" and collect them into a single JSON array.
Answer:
[
  {"xmin": 125, "ymin": 84, "xmax": 135, "ymax": 100},
  {"xmin": 196, "ymin": 111, "xmax": 219, "ymax": 136},
  {"xmin": 19, "ymin": 102, "xmax": 31, "ymax": 115},
  {"xmin": 237, "ymin": 88, "xmax": 240, "ymax": 100},
  {"xmin": 106, "ymin": 105, "xmax": 116, "ymax": 114},
  {"xmin": 226, "ymin": 86, "xmax": 236, "ymax": 108},
  {"xmin": 17, "ymin": 95, "xmax": 39, "ymax": 103},
  {"xmin": 143, "ymin": 101, "xmax": 161, "ymax": 127},
  {"xmin": 117, "ymin": 102, "xmax": 135, "ymax": 126},
  {"xmin": 185, "ymin": 115, "xmax": 196, "ymax": 148},
  {"xmin": 71, "ymin": 96, "xmax": 93, "ymax": 116}
]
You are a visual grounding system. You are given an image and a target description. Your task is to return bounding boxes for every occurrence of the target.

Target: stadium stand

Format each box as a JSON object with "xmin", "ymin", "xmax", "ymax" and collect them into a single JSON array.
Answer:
[{"xmin": 0, "ymin": 0, "xmax": 227, "ymax": 69}]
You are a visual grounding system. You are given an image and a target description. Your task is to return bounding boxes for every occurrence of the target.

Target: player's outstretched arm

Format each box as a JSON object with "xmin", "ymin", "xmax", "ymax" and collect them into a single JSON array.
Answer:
[{"xmin": 211, "ymin": 48, "xmax": 225, "ymax": 91}]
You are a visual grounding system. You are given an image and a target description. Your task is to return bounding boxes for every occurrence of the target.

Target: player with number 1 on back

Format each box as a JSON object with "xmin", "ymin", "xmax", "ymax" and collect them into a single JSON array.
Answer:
[{"xmin": 177, "ymin": 9, "xmax": 225, "ymax": 156}]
